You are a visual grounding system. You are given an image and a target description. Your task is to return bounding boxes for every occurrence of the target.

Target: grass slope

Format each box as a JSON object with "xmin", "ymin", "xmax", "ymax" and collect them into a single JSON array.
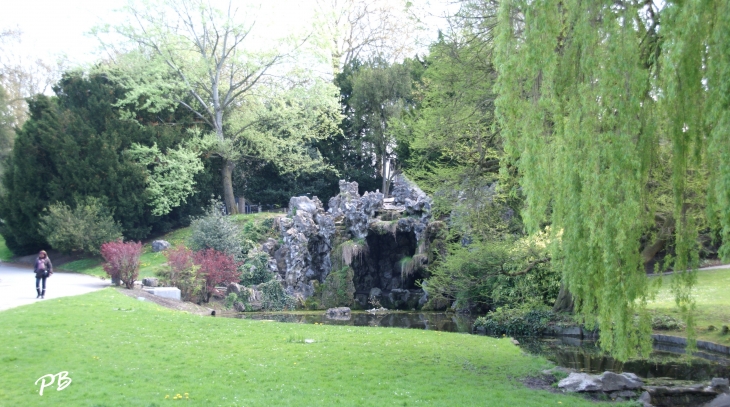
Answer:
[
  {"xmin": 0, "ymin": 289, "xmax": 613, "ymax": 407},
  {"xmin": 647, "ymin": 266, "xmax": 730, "ymax": 344}
]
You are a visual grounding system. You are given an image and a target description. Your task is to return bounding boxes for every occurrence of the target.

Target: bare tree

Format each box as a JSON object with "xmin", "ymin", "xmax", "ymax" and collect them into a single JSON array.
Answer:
[
  {"xmin": 315, "ymin": 0, "xmax": 417, "ymax": 75},
  {"xmin": 0, "ymin": 28, "xmax": 60, "ymax": 127}
]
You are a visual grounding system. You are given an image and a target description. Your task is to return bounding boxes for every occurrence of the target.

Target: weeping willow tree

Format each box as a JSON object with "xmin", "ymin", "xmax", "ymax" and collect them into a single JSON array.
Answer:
[{"xmin": 494, "ymin": 0, "xmax": 729, "ymax": 360}]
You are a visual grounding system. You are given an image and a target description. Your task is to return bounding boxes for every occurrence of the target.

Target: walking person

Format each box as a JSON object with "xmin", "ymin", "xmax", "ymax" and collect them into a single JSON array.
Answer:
[{"xmin": 34, "ymin": 250, "xmax": 53, "ymax": 299}]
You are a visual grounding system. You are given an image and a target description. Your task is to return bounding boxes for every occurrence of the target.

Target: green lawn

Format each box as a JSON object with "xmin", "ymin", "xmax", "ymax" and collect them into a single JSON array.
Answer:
[
  {"xmin": 647, "ymin": 266, "xmax": 730, "ymax": 344},
  {"xmin": 0, "ymin": 289, "xmax": 616, "ymax": 406}
]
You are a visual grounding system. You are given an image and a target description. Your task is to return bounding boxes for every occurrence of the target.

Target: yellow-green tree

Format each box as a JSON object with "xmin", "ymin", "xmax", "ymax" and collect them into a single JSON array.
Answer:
[{"xmin": 495, "ymin": 0, "xmax": 729, "ymax": 360}]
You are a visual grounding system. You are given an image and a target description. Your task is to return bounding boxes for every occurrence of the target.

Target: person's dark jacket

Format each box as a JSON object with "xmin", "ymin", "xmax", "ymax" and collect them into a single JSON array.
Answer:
[{"xmin": 33, "ymin": 257, "xmax": 53, "ymax": 278}]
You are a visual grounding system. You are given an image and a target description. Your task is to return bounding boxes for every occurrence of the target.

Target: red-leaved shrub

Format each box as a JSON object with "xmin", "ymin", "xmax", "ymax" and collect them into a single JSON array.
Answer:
[
  {"xmin": 193, "ymin": 248, "xmax": 241, "ymax": 302},
  {"xmin": 100, "ymin": 240, "xmax": 143, "ymax": 289},
  {"xmin": 165, "ymin": 245, "xmax": 194, "ymax": 281},
  {"xmin": 162, "ymin": 245, "xmax": 199, "ymax": 301}
]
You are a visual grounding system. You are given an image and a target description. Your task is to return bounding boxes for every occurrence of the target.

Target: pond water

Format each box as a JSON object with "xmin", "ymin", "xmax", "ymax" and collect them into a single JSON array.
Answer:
[
  {"xmin": 518, "ymin": 336, "xmax": 730, "ymax": 382},
  {"xmin": 228, "ymin": 311, "xmax": 730, "ymax": 381}
]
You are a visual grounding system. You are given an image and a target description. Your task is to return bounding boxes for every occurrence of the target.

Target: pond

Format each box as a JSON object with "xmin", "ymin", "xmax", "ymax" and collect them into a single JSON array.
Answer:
[
  {"xmin": 518, "ymin": 336, "xmax": 730, "ymax": 382},
  {"xmin": 227, "ymin": 311, "xmax": 730, "ymax": 382}
]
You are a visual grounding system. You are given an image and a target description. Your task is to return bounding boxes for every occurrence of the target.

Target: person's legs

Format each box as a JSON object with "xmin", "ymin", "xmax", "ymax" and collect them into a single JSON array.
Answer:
[
  {"xmin": 35, "ymin": 277, "xmax": 41, "ymax": 298},
  {"xmin": 41, "ymin": 277, "xmax": 46, "ymax": 298}
]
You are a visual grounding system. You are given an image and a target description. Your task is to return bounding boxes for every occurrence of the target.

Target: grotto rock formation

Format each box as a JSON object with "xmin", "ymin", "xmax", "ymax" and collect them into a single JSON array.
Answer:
[{"xmin": 268, "ymin": 176, "xmax": 435, "ymax": 309}]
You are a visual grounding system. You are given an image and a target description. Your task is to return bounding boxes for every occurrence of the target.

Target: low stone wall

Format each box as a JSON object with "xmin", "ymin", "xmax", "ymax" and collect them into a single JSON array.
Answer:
[
  {"xmin": 652, "ymin": 334, "xmax": 730, "ymax": 356},
  {"xmin": 543, "ymin": 326, "xmax": 730, "ymax": 357}
]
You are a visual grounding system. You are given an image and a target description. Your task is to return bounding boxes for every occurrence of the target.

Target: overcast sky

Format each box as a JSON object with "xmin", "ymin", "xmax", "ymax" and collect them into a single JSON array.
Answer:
[{"xmin": 1, "ymin": 0, "xmax": 450, "ymax": 69}]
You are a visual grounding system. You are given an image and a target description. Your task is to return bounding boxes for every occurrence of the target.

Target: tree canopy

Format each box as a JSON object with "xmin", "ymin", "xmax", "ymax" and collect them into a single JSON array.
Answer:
[{"xmin": 96, "ymin": 0, "xmax": 342, "ymax": 214}]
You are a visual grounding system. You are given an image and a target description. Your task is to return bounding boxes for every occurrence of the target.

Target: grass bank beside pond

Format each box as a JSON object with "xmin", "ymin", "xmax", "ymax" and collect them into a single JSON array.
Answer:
[
  {"xmin": 0, "ymin": 289, "xmax": 619, "ymax": 406},
  {"xmin": 647, "ymin": 266, "xmax": 730, "ymax": 344},
  {"xmin": 58, "ymin": 212, "xmax": 280, "ymax": 279}
]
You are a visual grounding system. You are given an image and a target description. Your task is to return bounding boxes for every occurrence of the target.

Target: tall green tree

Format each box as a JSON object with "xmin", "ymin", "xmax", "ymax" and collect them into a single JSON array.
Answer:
[
  {"xmin": 97, "ymin": 0, "xmax": 341, "ymax": 214},
  {"xmin": 0, "ymin": 73, "xmax": 218, "ymax": 253},
  {"xmin": 494, "ymin": 0, "xmax": 729, "ymax": 360},
  {"xmin": 349, "ymin": 59, "xmax": 413, "ymax": 196}
]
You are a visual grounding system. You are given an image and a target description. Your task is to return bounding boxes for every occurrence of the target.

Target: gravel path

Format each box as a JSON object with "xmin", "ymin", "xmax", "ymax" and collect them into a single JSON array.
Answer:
[{"xmin": 0, "ymin": 262, "xmax": 110, "ymax": 311}]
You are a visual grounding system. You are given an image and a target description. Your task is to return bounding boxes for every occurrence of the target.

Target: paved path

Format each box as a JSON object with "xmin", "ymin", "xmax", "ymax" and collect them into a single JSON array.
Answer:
[
  {"xmin": 648, "ymin": 263, "xmax": 730, "ymax": 277},
  {"xmin": 0, "ymin": 262, "xmax": 109, "ymax": 311}
]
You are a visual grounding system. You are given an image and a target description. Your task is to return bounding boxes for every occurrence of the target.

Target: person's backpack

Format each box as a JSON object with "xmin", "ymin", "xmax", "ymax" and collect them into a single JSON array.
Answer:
[{"xmin": 36, "ymin": 259, "xmax": 49, "ymax": 277}]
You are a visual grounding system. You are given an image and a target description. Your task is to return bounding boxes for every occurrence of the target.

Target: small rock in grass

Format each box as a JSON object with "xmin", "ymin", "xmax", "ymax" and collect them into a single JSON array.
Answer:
[
  {"xmin": 304, "ymin": 339, "xmax": 315, "ymax": 344},
  {"xmin": 137, "ymin": 297, "xmax": 146, "ymax": 301},
  {"xmin": 151, "ymin": 240, "xmax": 171, "ymax": 252}
]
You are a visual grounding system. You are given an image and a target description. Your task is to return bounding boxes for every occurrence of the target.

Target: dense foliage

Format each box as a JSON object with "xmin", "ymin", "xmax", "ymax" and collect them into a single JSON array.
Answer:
[
  {"xmin": 38, "ymin": 196, "xmax": 122, "ymax": 255},
  {"xmin": 259, "ymin": 280, "xmax": 296, "ymax": 311},
  {"xmin": 188, "ymin": 203, "xmax": 244, "ymax": 260},
  {"xmin": 321, "ymin": 266, "xmax": 356, "ymax": 309},
  {"xmin": 473, "ymin": 308, "xmax": 556, "ymax": 337},
  {"xmin": 0, "ymin": 73, "xmax": 220, "ymax": 254},
  {"xmin": 239, "ymin": 250, "xmax": 275, "ymax": 286},
  {"xmin": 425, "ymin": 234, "xmax": 558, "ymax": 312}
]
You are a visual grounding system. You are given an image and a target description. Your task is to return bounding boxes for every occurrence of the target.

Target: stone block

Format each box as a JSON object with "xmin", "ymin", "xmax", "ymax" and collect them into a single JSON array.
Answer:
[
  {"xmin": 558, "ymin": 373, "xmax": 602, "ymax": 392},
  {"xmin": 142, "ymin": 277, "xmax": 159, "ymax": 287},
  {"xmin": 600, "ymin": 371, "xmax": 643, "ymax": 391},
  {"xmin": 152, "ymin": 287, "xmax": 181, "ymax": 301},
  {"xmin": 151, "ymin": 240, "xmax": 171, "ymax": 252}
]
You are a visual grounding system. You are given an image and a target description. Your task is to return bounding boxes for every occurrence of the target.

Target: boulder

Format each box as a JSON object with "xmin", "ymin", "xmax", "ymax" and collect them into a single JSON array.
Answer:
[
  {"xmin": 558, "ymin": 373, "xmax": 603, "ymax": 392},
  {"xmin": 289, "ymin": 196, "xmax": 319, "ymax": 216},
  {"xmin": 326, "ymin": 307, "xmax": 351, "ymax": 317},
  {"xmin": 599, "ymin": 371, "xmax": 643, "ymax": 391},
  {"xmin": 151, "ymin": 240, "xmax": 171, "ymax": 252},
  {"xmin": 233, "ymin": 301, "xmax": 246, "ymax": 312},
  {"xmin": 142, "ymin": 277, "xmax": 159, "ymax": 287},
  {"xmin": 133, "ymin": 281, "xmax": 143, "ymax": 290},
  {"xmin": 638, "ymin": 391, "xmax": 654, "ymax": 407},
  {"xmin": 226, "ymin": 283, "xmax": 241, "ymax": 295},
  {"xmin": 261, "ymin": 238, "xmax": 278, "ymax": 256}
]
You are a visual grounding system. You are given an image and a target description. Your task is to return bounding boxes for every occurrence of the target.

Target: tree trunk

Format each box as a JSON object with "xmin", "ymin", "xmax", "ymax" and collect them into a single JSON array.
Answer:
[
  {"xmin": 222, "ymin": 159, "xmax": 238, "ymax": 215},
  {"xmin": 552, "ymin": 283, "xmax": 574, "ymax": 313},
  {"xmin": 381, "ymin": 157, "xmax": 388, "ymax": 196}
]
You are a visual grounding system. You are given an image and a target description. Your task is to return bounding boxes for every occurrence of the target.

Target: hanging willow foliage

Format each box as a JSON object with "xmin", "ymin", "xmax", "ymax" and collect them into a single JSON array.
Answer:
[{"xmin": 494, "ymin": 0, "xmax": 729, "ymax": 360}]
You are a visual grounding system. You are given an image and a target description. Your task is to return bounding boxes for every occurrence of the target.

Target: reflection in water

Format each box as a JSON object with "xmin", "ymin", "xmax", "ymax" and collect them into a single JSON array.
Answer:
[
  {"xmin": 227, "ymin": 311, "xmax": 730, "ymax": 382},
  {"xmin": 517, "ymin": 336, "xmax": 730, "ymax": 381},
  {"xmin": 233, "ymin": 312, "xmax": 476, "ymax": 333}
]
